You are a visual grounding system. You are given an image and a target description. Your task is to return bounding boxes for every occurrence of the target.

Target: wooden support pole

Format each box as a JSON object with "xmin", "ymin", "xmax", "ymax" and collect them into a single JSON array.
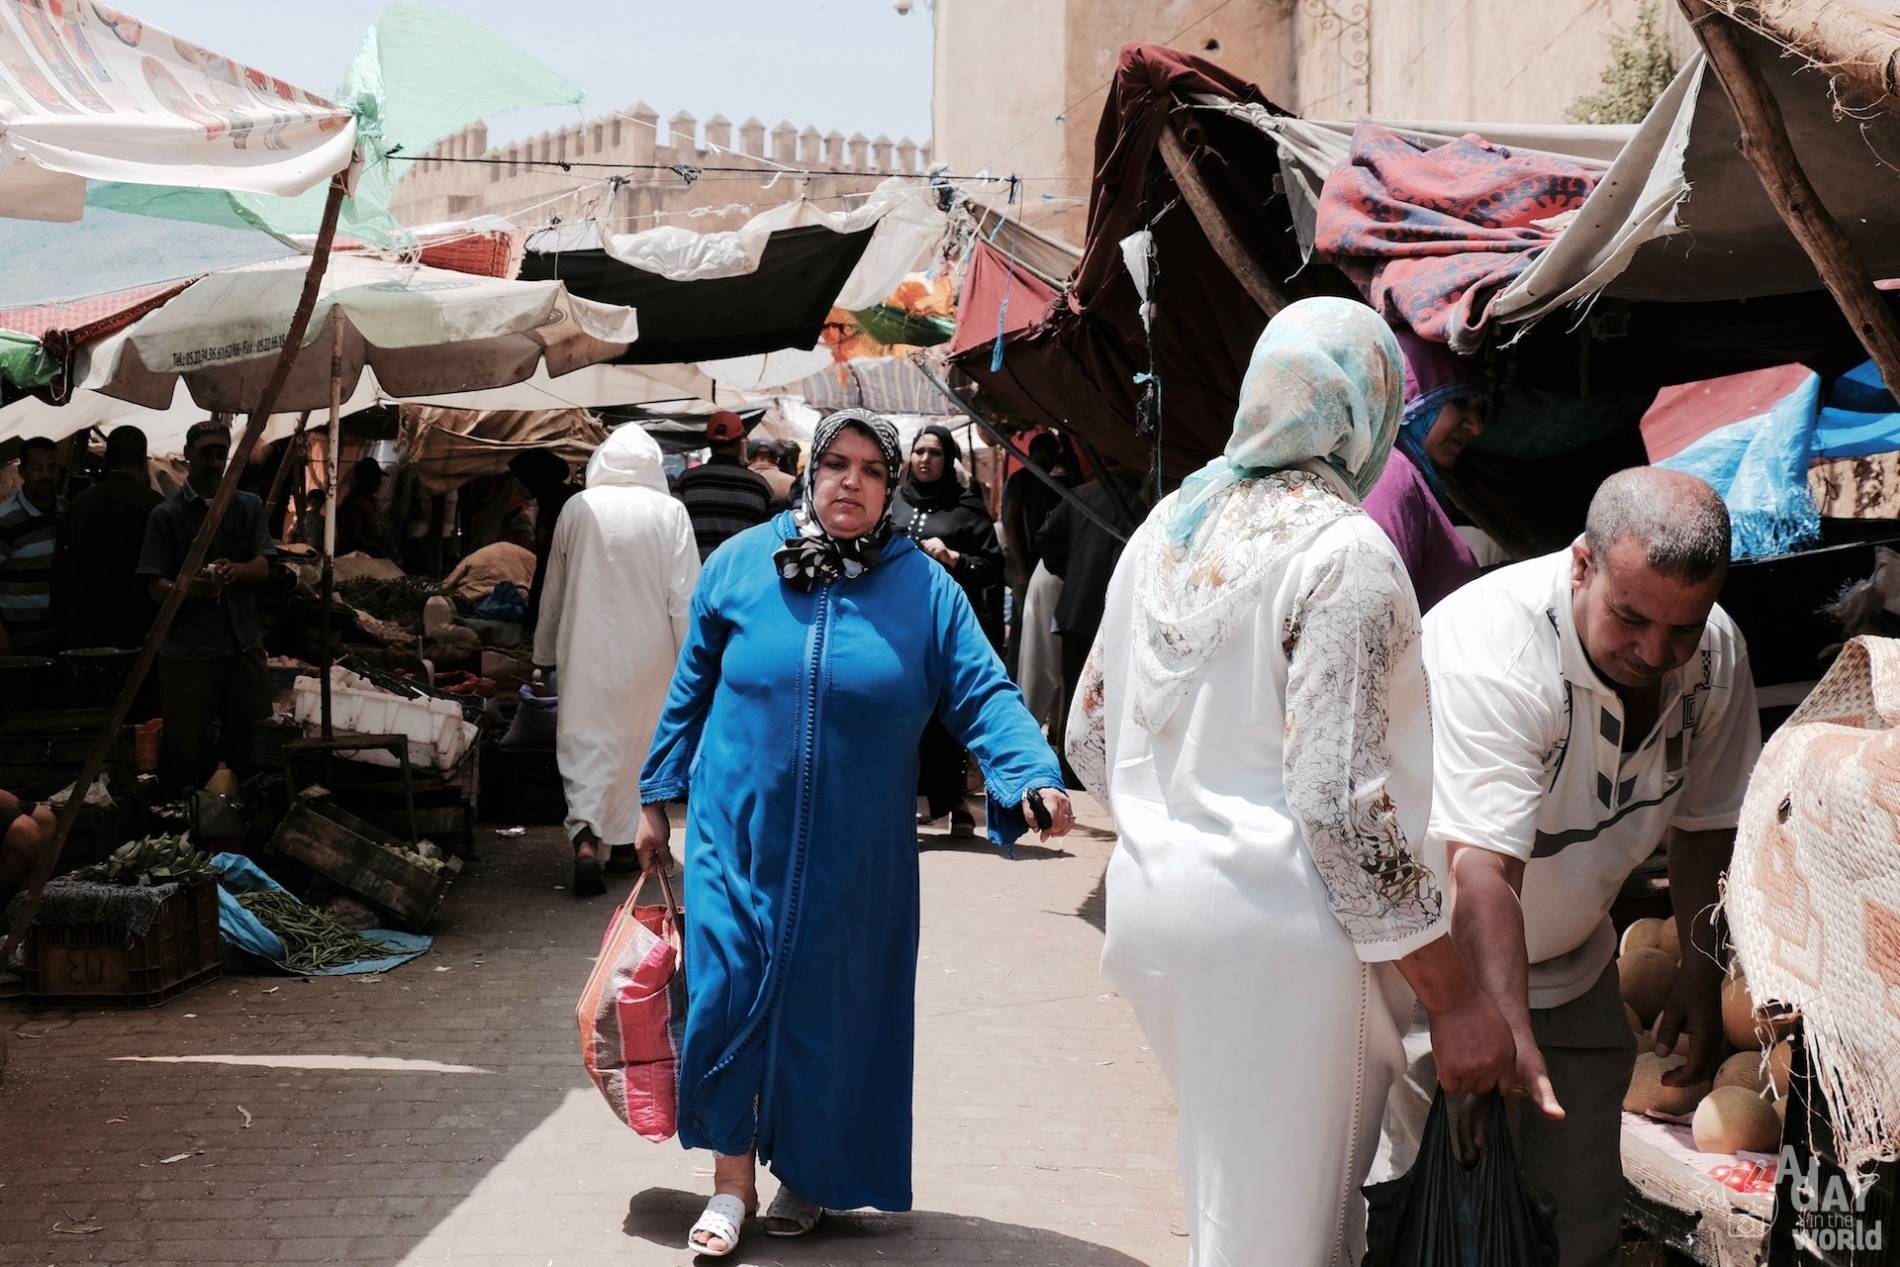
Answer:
[
  {"xmin": 1702, "ymin": 0, "xmax": 1900, "ymax": 115},
  {"xmin": 1155, "ymin": 122, "xmax": 1289, "ymax": 320},
  {"xmin": 263, "ymin": 410, "xmax": 314, "ymax": 527},
  {"xmin": 0, "ymin": 174, "xmax": 350, "ymax": 974},
  {"xmin": 1682, "ymin": 0, "xmax": 1900, "ymax": 401},
  {"xmin": 319, "ymin": 320, "xmax": 343, "ymax": 743}
]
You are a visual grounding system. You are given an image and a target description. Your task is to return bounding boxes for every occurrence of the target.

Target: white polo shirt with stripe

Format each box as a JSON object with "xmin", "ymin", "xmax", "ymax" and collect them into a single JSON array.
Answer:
[{"xmin": 1422, "ymin": 548, "xmax": 1761, "ymax": 1009}]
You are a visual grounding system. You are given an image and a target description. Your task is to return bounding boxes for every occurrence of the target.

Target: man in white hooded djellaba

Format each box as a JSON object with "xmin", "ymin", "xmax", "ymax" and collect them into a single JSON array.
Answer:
[{"xmin": 534, "ymin": 425, "xmax": 700, "ymax": 896}]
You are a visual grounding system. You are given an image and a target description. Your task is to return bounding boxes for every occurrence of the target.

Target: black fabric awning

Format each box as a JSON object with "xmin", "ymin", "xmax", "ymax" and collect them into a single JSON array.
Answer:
[{"xmin": 518, "ymin": 223, "xmax": 874, "ymax": 366}]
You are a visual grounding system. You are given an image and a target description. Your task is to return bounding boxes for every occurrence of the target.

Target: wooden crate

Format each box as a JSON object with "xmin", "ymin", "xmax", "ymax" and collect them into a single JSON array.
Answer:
[{"xmin": 267, "ymin": 790, "xmax": 458, "ymax": 930}]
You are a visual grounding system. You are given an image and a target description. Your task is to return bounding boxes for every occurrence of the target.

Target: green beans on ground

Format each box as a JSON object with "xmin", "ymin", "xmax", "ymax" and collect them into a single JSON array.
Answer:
[{"xmin": 236, "ymin": 889, "xmax": 397, "ymax": 974}]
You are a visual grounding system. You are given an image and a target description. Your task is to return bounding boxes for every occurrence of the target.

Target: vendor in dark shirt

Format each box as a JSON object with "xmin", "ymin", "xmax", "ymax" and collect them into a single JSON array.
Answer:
[
  {"xmin": 508, "ymin": 448, "xmax": 579, "ymax": 636},
  {"xmin": 136, "ymin": 420, "xmax": 275, "ymax": 793},
  {"xmin": 335, "ymin": 457, "xmax": 393, "ymax": 558},
  {"xmin": 57, "ymin": 425, "xmax": 162, "ymax": 651}
]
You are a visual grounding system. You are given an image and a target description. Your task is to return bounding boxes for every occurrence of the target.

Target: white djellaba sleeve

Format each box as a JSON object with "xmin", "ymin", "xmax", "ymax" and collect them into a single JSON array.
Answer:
[{"xmin": 1281, "ymin": 538, "xmax": 1448, "ymax": 963}]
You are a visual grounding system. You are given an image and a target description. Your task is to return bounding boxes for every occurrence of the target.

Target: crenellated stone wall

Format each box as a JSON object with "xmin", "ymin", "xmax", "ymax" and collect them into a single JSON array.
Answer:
[{"xmin": 390, "ymin": 105, "xmax": 933, "ymax": 239}]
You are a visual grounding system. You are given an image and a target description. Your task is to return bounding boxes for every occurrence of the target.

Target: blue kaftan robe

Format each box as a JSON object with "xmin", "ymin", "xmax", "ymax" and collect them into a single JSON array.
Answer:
[{"xmin": 639, "ymin": 513, "xmax": 1062, "ymax": 1212}]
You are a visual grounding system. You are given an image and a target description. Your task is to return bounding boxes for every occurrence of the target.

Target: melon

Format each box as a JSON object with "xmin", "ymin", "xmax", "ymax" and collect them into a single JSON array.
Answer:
[
  {"xmin": 1714, "ymin": 1051, "xmax": 1768, "ymax": 1094},
  {"xmin": 1625, "ymin": 1051, "xmax": 1712, "ymax": 1118},
  {"xmin": 1620, "ymin": 947, "xmax": 1677, "ymax": 1025},
  {"xmin": 1722, "ymin": 975, "xmax": 1765, "ymax": 1048},
  {"xmin": 1693, "ymin": 1085, "xmax": 1782, "ymax": 1154},
  {"xmin": 1620, "ymin": 917, "xmax": 1681, "ymax": 961},
  {"xmin": 1767, "ymin": 1039, "xmax": 1794, "ymax": 1098}
]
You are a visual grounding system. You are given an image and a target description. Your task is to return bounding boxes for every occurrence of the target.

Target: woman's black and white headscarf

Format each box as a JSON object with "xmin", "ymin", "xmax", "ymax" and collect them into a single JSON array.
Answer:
[{"xmin": 773, "ymin": 408, "xmax": 905, "ymax": 592}]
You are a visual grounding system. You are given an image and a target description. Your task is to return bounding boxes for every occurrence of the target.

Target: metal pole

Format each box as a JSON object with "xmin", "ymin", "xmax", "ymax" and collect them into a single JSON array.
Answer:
[
  {"xmin": 0, "ymin": 174, "xmax": 351, "ymax": 975},
  {"xmin": 320, "ymin": 320, "xmax": 343, "ymax": 743}
]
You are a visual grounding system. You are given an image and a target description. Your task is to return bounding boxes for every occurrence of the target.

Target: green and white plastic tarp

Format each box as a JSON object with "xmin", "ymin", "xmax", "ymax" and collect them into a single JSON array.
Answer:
[{"xmin": 86, "ymin": 2, "xmax": 581, "ymax": 248}]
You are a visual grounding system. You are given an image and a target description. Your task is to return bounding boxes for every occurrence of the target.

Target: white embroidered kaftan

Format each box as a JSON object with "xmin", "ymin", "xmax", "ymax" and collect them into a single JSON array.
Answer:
[
  {"xmin": 1069, "ymin": 473, "xmax": 1447, "ymax": 1267},
  {"xmin": 533, "ymin": 427, "xmax": 700, "ymax": 844}
]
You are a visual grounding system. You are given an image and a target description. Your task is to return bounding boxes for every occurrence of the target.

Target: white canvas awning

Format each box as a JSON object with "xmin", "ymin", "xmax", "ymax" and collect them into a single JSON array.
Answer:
[
  {"xmin": 537, "ymin": 178, "xmax": 947, "ymax": 312},
  {"xmin": 0, "ymin": 1, "xmax": 357, "ymax": 223}
]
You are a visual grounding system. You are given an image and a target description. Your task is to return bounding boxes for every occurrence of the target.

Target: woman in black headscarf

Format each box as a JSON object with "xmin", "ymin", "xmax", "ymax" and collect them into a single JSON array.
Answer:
[
  {"xmin": 890, "ymin": 425, "xmax": 1007, "ymax": 830},
  {"xmin": 891, "ymin": 426, "xmax": 1005, "ymax": 641}
]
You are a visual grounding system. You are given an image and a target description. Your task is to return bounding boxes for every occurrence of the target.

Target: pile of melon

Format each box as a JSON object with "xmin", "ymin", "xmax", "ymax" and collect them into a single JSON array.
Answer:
[{"xmin": 1616, "ymin": 916, "xmax": 1796, "ymax": 1156}]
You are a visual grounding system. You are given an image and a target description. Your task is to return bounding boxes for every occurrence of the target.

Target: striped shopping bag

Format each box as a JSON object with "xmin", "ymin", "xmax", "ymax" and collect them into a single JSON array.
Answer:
[{"xmin": 577, "ymin": 868, "xmax": 687, "ymax": 1142}]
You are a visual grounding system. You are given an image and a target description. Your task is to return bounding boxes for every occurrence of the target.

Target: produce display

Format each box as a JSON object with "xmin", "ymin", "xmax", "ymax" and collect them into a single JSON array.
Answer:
[
  {"xmin": 236, "ymin": 889, "xmax": 397, "ymax": 974},
  {"xmin": 1615, "ymin": 918, "xmax": 1801, "ymax": 1156},
  {"xmin": 337, "ymin": 575, "xmax": 457, "ymax": 626},
  {"xmin": 380, "ymin": 841, "xmax": 448, "ymax": 874},
  {"xmin": 67, "ymin": 834, "xmax": 219, "ymax": 887}
]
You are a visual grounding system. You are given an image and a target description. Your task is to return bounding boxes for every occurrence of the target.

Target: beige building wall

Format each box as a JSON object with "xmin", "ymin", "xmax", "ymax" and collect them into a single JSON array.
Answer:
[
  {"xmin": 390, "ymin": 106, "xmax": 930, "ymax": 242},
  {"xmin": 933, "ymin": 0, "xmax": 1697, "ymax": 243},
  {"xmin": 929, "ymin": 0, "xmax": 1068, "ymax": 195}
]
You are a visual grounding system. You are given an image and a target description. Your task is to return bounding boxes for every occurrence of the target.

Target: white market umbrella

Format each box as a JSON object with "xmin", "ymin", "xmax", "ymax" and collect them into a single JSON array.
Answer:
[
  {"xmin": 0, "ymin": 365, "xmax": 708, "ymax": 455},
  {"xmin": 71, "ymin": 253, "xmax": 639, "ymax": 414}
]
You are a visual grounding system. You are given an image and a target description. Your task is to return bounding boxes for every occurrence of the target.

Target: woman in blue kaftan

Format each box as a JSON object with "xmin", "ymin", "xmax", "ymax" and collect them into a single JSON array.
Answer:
[{"xmin": 634, "ymin": 409, "xmax": 1073, "ymax": 1258}]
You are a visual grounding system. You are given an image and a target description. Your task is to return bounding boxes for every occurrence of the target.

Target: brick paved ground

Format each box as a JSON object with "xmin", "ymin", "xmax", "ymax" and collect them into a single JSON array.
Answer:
[{"xmin": 0, "ymin": 797, "xmax": 1186, "ymax": 1266}]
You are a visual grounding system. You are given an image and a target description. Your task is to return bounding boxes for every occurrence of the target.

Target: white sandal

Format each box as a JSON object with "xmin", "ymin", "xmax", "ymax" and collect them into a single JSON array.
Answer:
[
  {"xmin": 688, "ymin": 1192, "xmax": 750, "ymax": 1258},
  {"xmin": 763, "ymin": 1186, "xmax": 824, "ymax": 1237}
]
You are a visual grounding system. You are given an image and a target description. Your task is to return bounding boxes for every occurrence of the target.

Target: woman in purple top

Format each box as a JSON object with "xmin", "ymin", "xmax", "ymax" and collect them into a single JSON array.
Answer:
[{"xmin": 1361, "ymin": 330, "xmax": 1487, "ymax": 612}]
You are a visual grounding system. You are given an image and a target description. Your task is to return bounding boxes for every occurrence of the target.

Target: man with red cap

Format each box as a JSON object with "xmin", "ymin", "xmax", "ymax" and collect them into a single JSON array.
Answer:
[{"xmin": 674, "ymin": 410, "xmax": 773, "ymax": 561}]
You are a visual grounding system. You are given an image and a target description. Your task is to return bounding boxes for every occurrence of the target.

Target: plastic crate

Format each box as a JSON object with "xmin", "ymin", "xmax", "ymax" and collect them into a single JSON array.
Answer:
[
  {"xmin": 23, "ymin": 880, "xmax": 221, "ymax": 1008},
  {"xmin": 291, "ymin": 673, "xmax": 477, "ymax": 771}
]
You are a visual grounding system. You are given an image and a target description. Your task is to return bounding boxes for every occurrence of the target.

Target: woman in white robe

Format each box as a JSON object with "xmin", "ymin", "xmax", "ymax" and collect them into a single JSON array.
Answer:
[
  {"xmin": 533, "ymin": 426, "xmax": 700, "ymax": 894},
  {"xmin": 1066, "ymin": 299, "xmax": 1513, "ymax": 1266}
]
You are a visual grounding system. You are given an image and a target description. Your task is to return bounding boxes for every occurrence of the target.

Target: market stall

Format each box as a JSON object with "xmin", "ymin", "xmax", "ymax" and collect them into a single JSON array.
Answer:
[
  {"xmin": 940, "ymin": 13, "xmax": 1900, "ymax": 1261},
  {"xmin": 0, "ymin": 0, "xmax": 615, "ymax": 1004}
]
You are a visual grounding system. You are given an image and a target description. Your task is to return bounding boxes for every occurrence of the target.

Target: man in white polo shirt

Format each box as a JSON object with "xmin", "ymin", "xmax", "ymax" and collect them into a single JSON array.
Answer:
[{"xmin": 1399, "ymin": 468, "xmax": 1760, "ymax": 1266}]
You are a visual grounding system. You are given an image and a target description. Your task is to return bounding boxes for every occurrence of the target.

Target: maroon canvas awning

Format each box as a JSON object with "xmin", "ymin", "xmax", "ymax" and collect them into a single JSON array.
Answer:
[{"xmin": 951, "ymin": 43, "xmax": 1352, "ymax": 478}]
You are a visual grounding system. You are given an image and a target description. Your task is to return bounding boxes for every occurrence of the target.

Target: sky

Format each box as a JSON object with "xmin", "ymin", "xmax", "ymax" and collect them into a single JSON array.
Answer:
[{"xmin": 123, "ymin": 0, "xmax": 936, "ymax": 148}]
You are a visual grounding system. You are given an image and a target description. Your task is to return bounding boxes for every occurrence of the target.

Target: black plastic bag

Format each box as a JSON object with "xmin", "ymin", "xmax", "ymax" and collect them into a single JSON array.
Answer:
[{"xmin": 1361, "ymin": 1091, "xmax": 1560, "ymax": 1266}]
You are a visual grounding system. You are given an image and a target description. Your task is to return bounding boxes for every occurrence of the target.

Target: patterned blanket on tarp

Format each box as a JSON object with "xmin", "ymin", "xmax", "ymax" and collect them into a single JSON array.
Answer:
[
  {"xmin": 1314, "ymin": 123, "xmax": 1598, "ymax": 351},
  {"xmin": 1728, "ymin": 636, "xmax": 1900, "ymax": 1173}
]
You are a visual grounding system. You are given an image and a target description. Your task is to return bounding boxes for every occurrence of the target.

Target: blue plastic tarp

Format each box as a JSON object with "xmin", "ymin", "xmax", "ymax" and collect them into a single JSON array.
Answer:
[
  {"xmin": 1815, "ymin": 359, "xmax": 1900, "ymax": 460},
  {"xmin": 211, "ymin": 853, "xmax": 430, "ymax": 976},
  {"xmin": 1659, "ymin": 372, "xmax": 1823, "ymax": 560}
]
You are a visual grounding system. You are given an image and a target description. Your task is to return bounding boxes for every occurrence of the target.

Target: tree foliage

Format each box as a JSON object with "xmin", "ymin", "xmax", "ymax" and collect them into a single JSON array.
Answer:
[{"xmin": 1566, "ymin": 3, "xmax": 1679, "ymax": 125}]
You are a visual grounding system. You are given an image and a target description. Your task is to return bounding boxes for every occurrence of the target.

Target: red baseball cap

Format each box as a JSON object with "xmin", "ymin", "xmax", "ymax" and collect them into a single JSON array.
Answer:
[{"xmin": 705, "ymin": 410, "xmax": 745, "ymax": 443}]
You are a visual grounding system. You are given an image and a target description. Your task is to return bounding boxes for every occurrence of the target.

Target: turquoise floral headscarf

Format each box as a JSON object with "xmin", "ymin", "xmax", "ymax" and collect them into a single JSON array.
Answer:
[{"xmin": 1166, "ymin": 297, "xmax": 1405, "ymax": 547}]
